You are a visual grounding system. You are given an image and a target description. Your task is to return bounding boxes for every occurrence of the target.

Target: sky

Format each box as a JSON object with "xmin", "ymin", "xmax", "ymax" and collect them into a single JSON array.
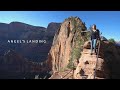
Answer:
[{"xmin": 0, "ymin": 11, "xmax": 120, "ymax": 41}]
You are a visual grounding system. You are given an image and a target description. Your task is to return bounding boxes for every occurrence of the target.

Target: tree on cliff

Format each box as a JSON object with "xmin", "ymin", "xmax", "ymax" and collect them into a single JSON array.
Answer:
[{"xmin": 108, "ymin": 38, "xmax": 115, "ymax": 44}]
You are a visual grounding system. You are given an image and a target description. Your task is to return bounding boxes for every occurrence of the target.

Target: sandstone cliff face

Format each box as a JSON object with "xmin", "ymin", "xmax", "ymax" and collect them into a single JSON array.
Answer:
[
  {"xmin": 0, "ymin": 50, "xmax": 50, "ymax": 79},
  {"xmin": 0, "ymin": 21, "xmax": 61, "ymax": 79},
  {"xmin": 47, "ymin": 17, "xmax": 87, "ymax": 74},
  {"xmin": 46, "ymin": 22, "xmax": 61, "ymax": 37},
  {"xmin": 0, "ymin": 22, "xmax": 61, "ymax": 62}
]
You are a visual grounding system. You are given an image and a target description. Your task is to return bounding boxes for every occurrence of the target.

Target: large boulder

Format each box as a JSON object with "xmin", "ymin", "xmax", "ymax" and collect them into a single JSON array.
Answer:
[{"xmin": 83, "ymin": 41, "xmax": 91, "ymax": 49}]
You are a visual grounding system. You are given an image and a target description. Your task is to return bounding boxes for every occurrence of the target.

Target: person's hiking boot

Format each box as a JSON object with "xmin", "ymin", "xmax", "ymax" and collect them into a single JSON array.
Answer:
[
  {"xmin": 95, "ymin": 50, "xmax": 97, "ymax": 55},
  {"xmin": 90, "ymin": 53, "xmax": 92, "ymax": 55}
]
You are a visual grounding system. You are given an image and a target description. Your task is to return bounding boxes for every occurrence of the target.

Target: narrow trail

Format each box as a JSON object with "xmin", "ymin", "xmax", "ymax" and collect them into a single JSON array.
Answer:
[{"xmin": 74, "ymin": 49, "xmax": 103, "ymax": 79}]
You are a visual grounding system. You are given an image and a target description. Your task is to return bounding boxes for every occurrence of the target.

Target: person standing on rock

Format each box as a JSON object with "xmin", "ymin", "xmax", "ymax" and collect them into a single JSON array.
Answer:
[{"xmin": 90, "ymin": 24, "xmax": 100, "ymax": 55}]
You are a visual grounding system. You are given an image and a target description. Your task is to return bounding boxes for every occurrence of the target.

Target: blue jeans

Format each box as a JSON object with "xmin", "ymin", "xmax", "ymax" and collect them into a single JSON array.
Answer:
[{"xmin": 91, "ymin": 39, "xmax": 97, "ymax": 54}]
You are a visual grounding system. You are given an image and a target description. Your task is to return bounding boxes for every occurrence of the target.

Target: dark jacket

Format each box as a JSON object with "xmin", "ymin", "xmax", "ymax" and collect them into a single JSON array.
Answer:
[{"xmin": 91, "ymin": 29, "xmax": 100, "ymax": 40}]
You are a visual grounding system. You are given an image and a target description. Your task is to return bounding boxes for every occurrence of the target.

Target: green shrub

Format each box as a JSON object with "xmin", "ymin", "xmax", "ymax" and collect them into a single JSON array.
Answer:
[{"xmin": 108, "ymin": 38, "xmax": 115, "ymax": 44}]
